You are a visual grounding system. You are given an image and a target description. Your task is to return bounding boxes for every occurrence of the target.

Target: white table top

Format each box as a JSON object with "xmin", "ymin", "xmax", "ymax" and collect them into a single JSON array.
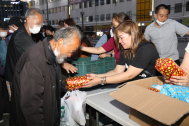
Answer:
[
  {"xmin": 86, "ymin": 89, "xmax": 141, "ymax": 126},
  {"xmin": 80, "ymin": 84, "xmax": 120, "ymax": 96}
]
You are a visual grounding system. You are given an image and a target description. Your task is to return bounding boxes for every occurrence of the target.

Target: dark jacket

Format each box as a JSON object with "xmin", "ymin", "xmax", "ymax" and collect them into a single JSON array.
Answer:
[
  {"xmin": 5, "ymin": 24, "xmax": 35, "ymax": 82},
  {"xmin": 10, "ymin": 38, "xmax": 66, "ymax": 126}
]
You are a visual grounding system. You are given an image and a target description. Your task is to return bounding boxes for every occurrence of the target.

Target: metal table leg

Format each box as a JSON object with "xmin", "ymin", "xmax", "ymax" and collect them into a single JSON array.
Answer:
[
  {"xmin": 96, "ymin": 111, "xmax": 99, "ymax": 126},
  {"xmin": 89, "ymin": 107, "xmax": 92, "ymax": 126}
]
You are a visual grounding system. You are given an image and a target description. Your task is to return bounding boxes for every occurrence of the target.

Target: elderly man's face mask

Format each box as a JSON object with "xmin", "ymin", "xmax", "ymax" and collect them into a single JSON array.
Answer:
[{"xmin": 27, "ymin": 14, "xmax": 43, "ymax": 34}]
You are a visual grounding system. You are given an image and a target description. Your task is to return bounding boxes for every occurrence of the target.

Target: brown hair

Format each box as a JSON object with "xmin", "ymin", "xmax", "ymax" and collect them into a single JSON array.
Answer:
[
  {"xmin": 64, "ymin": 18, "xmax": 76, "ymax": 26},
  {"xmin": 113, "ymin": 12, "xmax": 130, "ymax": 24},
  {"xmin": 114, "ymin": 20, "xmax": 148, "ymax": 59}
]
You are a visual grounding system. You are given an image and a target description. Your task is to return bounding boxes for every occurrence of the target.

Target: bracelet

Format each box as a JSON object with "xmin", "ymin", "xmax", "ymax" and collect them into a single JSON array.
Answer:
[
  {"xmin": 104, "ymin": 76, "xmax": 107, "ymax": 84},
  {"xmin": 101, "ymin": 77, "xmax": 104, "ymax": 85},
  {"xmin": 110, "ymin": 54, "xmax": 112, "ymax": 57},
  {"xmin": 101, "ymin": 76, "xmax": 107, "ymax": 85}
]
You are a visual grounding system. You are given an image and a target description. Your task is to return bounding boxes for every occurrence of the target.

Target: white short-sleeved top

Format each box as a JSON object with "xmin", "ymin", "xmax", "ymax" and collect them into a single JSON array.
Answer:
[{"xmin": 185, "ymin": 42, "xmax": 189, "ymax": 53}]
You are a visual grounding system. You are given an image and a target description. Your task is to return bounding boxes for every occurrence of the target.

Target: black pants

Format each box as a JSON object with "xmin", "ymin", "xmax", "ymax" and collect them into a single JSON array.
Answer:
[
  {"xmin": 175, "ymin": 59, "xmax": 180, "ymax": 66},
  {"xmin": 0, "ymin": 76, "xmax": 10, "ymax": 119}
]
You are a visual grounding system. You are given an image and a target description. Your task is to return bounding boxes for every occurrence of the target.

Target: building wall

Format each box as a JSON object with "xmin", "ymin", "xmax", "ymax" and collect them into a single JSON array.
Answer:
[
  {"xmin": 70, "ymin": 0, "xmax": 137, "ymax": 27},
  {"xmin": 31, "ymin": 0, "xmax": 68, "ymax": 27},
  {"xmin": 31, "ymin": 0, "xmax": 137, "ymax": 29}
]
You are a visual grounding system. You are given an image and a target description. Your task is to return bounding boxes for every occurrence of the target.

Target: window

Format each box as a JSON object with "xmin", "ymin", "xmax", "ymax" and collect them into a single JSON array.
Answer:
[
  {"xmin": 59, "ymin": 7, "xmax": 61, "ymax": 12},
  {"xmin": 101, "ymin": 0, "xmax": 104, "ymax": 5},
  {"xmin": 112, "ymin": 13, "xmax": 117, "ymax": 18},
  {"xmin": 167, "ymin": 5, "xmax": 170, "ymax": 14},
  {"xmin": 79, "ymin": 3, "xmax": 82, "ymax": 9},
  {"xmin": 84, "ymin": 2, "xmax": 87, "ymax": 8},
  {"xmin": 95, "ymin": 15, "xmax": 99, "ymax": 21},
  {"xmin": 89, "ymin": 1, "xmax": 92, "ymax": 7},
  {"xmin": 126, "ymin": 11, "xmax": 132, "ymax": 19},
  {"xmin": 52, "ymin": 8, "xmax": 54, "ymax": 13},
  {"xmin": 39, "ymin": 0, "xmax": 42, "ymax": 5},
  {"xmin": 86, "ymin": 17, "xmax": 89, "ymax": 22},
  {"xmin": 62, "ymin": 6, "xmax": 65, "ymax": 11},
  {"xmin": 113, "ymin": 0, "xmax": 117, "ymax": 3},
  {"xmin": 186, "ymin": 2, "xmax": 189, "ymax": 11},
  {"xmin": 106, "ymin": 14, "xmax": 111, "ymax": 20},
  {"xmin": 48, "ymin": 9, "xmax": 51, "ymax": 14},
  {"xmin": 52, "ymin": 20, "xmax": 55, "ymax": 25},
  {"xmin": 120, "ymin": 0, "xmax": 124, "ymax": 2},
  {"xmin": 95, "ymin": 0, "xmax": 99, "ymax": 6},
  {"xmin": 100, "ymin": 14, "xmax": 105, "ymax": 21},
  {"xmin": 56, "ymin": 20, "xmax": 58, "ymax": 24},
  {"xmin": 106, "ymin": 0, "xmax": 110, "ymax": 4},
  {"xmin": 70, "ymin": 5, "xmax": 73, "ymax": 10},
  {"xmin": 89, "ymin": 16, "xmax": 93, "ymax": 22},
  {"xmin": 55, "ymin": 7, "xmax": 58, "ymax": 13},
  {"xmin": 175, "ymin": 3, "xmax": 182, "ymax": 13},
  {"xmin": 75, "ymin": 4, "xmax": 79, "ymax": 9}
]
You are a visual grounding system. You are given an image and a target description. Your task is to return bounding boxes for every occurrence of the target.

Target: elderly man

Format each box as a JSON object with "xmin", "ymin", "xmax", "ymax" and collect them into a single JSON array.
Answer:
[
  {"xmin": 5, "ymin": 8, "xmax": 43, "ymax": 87},
  {"xmin": 10, "ymin": 27, "xmax": 81, "ymax": 126}
]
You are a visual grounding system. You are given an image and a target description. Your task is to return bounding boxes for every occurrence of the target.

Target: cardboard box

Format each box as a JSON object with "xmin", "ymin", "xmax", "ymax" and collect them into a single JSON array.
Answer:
[{"xmin": 110, "ymin": 77, "xmax": 189, "ymax": 126}]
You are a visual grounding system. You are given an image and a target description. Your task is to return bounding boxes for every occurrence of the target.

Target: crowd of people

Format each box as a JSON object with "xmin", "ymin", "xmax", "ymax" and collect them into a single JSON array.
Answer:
[{"xmin": 0, "ymin": 3, "xmax": 188, "ymax": 126}]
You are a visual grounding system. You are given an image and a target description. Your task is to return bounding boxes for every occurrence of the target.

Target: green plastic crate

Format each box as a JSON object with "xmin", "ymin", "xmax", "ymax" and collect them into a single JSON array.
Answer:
[{"xmin": 69, "ymin": 57, "xmax": 116, "ymax": 77}]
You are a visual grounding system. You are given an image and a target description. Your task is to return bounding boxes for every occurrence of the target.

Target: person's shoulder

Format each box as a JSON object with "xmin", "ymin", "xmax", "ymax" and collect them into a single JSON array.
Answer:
[
  {"xmin": 146, "ymin": 22, "xmax": 155, "ymax": 28},
  {"xmin": 138, "ymin": 42, "xmax": 155, "ymax": 49},
  {"xmin": 145, "ymin": 22, "xmax": 155, "ymax": 32},
  {"xmin": 167, "ymin": 19, "xmax": 175, "ymax": 23},
  {"xmin": 167, "ymin": 19, "xmax": 180, "ymax": 25},
  {"xmin": 23, "ymin": 42, "xmax": 44, "ymax": 60}
]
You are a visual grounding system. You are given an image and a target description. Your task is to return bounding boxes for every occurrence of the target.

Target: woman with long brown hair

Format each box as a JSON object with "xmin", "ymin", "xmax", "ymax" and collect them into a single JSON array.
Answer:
[{"xmin": 83, "ymin": 20, "xmax": 160, "ymax": 88}]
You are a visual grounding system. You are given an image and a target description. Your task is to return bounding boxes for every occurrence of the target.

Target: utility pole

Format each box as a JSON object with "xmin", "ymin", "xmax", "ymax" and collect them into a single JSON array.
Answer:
[
  {"xmin": 80, "ymin": 11, "xmax": 84, "ymax": 31},
  {"xmin": 46, "ymin": 0, "xmax": 49, "ymax": 25}
]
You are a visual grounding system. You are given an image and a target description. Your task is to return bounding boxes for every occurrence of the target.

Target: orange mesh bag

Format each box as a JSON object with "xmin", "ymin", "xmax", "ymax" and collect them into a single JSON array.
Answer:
[
  {"xmin": 66, "ymin": 75, "xmax": 91, "ymax": 90},
  {"xmin": 155, "ymin": 58, "xmax": 186, "ymax": 79}
]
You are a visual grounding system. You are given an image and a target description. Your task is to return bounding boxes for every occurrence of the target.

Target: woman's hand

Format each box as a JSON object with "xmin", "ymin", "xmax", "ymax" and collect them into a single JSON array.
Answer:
[
  {"xmin": 170, "ymin": 75, "xmax": 189, "ymax": 86},
  {"xmin": 165, "ymin": 68, "xmax": 189, "ymax": 86},
  {"xmin": 82, "ymin": 76, "xmax": 101, "ymax": 88},
  {"xmin": 99, "ymin": 53, "xmax": 111, "ymax": 59},
  {"xmin": 62, "ymin": 62, "xmax": 78, "ymax": 74}
]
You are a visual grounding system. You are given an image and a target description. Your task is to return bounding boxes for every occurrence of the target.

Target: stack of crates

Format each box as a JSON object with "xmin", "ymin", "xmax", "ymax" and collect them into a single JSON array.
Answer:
[{"xmin": 69, "ymin": 57, "xmax": 116, "ymax": 77}]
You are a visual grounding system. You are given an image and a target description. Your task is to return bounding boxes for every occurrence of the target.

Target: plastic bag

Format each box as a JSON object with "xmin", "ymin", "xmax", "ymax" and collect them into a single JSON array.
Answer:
[
  {"xmin": 65, "ymin": 90, "xmax": 87, "ymax": 125},
  {"xmin": 60, "ymin": 92, "xmax": 79, "ymax": 126}
]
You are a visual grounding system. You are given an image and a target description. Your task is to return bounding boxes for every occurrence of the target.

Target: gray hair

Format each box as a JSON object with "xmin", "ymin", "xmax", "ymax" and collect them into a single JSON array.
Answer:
[
  {"xmin": 54, "ymin": 26, "xmax": 82, "ymax": 45},
  {"xmin": 25, "ymin": 8, "xmax": 43, "ymax": 18}
]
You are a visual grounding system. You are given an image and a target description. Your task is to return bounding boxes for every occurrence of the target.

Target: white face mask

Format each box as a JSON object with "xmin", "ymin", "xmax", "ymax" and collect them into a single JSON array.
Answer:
[
  {"xmin": 156, "ymin": 19, "xmax": 166, "ymax": 26},
  {"xmin": 110, "ymin": 29, "xmax": 114, "ymax": 37},
  {"xmin": 9, "ymin": 30, "xmax": 14, "ymax": 33},
  {"xmin": 9, "ymin": 26, "xmax": 17, "ymax": 33},
  {"xmin": 54, "ymin": 48, "xmax": 67, "ymax": 64},
  {"xmin": 0, "ymin": 32, "xmax": 7, "ymax": 38},
  {"xmin": 29, "ymin": 24, "xmax": 41, "ymax": 34}
]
